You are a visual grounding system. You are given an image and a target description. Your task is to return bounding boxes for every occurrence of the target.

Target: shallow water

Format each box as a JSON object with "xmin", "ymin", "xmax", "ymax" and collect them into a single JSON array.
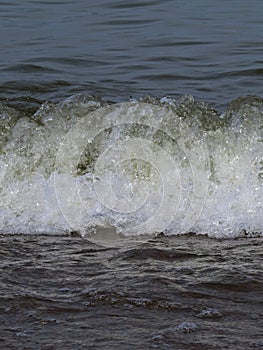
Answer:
[
  {"xmin": 0, "ymin": 233, "xmax": 262, "ymax": 350},
  {"xmin": 1, "ymin": 1, "xmax": 263, "ymax": 348}
]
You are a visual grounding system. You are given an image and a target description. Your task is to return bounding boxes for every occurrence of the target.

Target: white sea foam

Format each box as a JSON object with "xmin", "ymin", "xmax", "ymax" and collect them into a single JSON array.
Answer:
[{"xmin": 0, "ymin": 95, "xmax": 262, "ymax": 237}]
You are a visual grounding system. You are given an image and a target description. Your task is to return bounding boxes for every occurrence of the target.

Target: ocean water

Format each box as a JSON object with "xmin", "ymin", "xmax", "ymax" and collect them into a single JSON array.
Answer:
[
  {"xmin": 0, "ymin": 1, "xmax": 263, "ymax": 349},
  {"xmin": 1, "ymin": 0, "xmax": 263, "ymax": 108}
]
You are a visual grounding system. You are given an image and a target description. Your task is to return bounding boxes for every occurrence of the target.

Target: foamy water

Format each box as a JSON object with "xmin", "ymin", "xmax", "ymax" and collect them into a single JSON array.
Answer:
[{"xmin": 0, "ymin": 94, "xmax": 262, "ymax": 237}]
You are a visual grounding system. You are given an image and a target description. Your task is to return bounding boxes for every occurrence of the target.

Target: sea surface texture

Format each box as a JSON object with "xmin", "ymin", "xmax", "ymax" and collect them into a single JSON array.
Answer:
[
  {"xmin": 0, "ymin": 1, "xmax": 262, "ymax": 349},
  {"xmin": 0, "ymin": 0, "xmax": 263, "ymax": 108}
]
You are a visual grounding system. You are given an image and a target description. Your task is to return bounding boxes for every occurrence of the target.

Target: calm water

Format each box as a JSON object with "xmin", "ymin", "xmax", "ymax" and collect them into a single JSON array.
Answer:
[
  {"xmin": 0, "ymin": 0, "xmax": 263, "ymax": 109},
  {"xmin": 0, "ymin": 1, "xmax": 263, "ymax": 349}
]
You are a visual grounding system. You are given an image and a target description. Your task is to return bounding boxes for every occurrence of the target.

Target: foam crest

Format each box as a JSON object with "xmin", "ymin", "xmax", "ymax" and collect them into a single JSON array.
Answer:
[{"xmin": 0, "ymin": 95, "xmax": 262, "ymax": 237}]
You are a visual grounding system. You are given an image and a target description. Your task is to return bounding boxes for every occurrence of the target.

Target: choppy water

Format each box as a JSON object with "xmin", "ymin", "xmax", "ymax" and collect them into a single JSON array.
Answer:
[
  {"xmin": 0, "ymin": 1, "xmax": 263, "ymax": 349},
  {"xmin": 1, "ymin": 233, "xmax": 262, "ymax": 350}
]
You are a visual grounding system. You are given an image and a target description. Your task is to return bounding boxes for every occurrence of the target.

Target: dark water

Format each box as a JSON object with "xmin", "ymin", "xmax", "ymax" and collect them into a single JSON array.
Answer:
[
  {"xmin": 1, "ymin": 1, "xmax": 263, "ymax": 349},
  {"xmin": 1, "ymin": 233, "xmax": 262, "ymax": 350},
  {"xmin": 1, "ymin": 0, "xmax": 263, "ymax": 110}
]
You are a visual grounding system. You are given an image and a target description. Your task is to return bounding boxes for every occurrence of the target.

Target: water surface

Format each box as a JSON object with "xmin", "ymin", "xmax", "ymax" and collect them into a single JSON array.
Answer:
[
  {"xmin": 0, "ymin": 0, "xmax": 263, "ymax": 109},
  {"xmin": 1, "ymin": 233, "xmax": 262, "ymax": 350},
  {"xmin": 0, "ymin": 2, "xmax": 263, "ymax": 349}
]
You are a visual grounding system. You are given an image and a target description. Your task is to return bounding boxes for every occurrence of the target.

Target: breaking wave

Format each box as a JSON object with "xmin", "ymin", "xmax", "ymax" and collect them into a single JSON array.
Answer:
[{"xmin": 0, "ymin": 94, "xmax": 262, "ymax": 238}]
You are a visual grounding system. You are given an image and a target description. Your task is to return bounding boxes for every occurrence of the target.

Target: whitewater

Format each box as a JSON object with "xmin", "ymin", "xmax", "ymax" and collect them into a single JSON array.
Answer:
[{"xmin": 0, "ymin": 94, "xmax": 262, "ymax": 238}]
